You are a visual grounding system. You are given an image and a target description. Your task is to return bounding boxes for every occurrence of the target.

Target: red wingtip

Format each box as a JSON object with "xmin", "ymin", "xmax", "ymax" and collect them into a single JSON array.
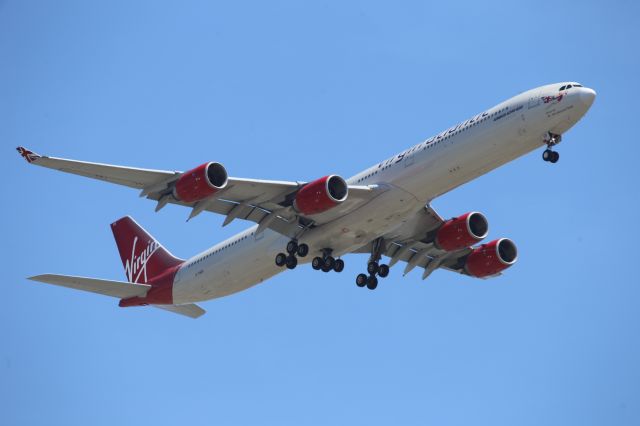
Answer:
[{"xmin": 16, "ymin": 146, "xmax": 40, "ymax": 164}]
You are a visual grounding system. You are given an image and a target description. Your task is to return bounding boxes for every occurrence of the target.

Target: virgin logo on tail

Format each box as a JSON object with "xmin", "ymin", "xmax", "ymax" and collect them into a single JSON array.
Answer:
[{"xmin": 124, "ymin": 236, "xmax": 160, "ymax": 283}]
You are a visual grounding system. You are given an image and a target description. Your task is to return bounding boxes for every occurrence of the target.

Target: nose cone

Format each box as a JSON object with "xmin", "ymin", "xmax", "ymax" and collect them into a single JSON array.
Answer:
[{"xmin": 579, "ymin": 87, "xmax": 596, "ymax": 109}]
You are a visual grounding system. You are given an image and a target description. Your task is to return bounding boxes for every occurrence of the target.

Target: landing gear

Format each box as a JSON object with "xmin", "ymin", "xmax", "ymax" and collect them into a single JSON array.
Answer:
[
  {"xmin": 276, "ymin": 240, "xmax": 309, "ymax": 270},
  {"xmin": 542, "ymin": 149, "xmax": 559, "ymax": 163},
  {"xmin": 356, "ymin": 273, "xmax": 368, "ymax": 287},
  {"xmin": 378, "ymin": 264, "xmax": 390, "ymax": 278},
  {"xmin": 311, "ymin": 256, "xmax": 323, "ymax": 270},
  {"xmin": 366, "ymin": 275, "xmax": 378, "ymax": 290},
  {"xmin": 296, "ymin": 243, "xmax": 309, "ymax": 257},
  {"xmin": 311, "ymin": 250, "xmax": 344, "ymax": 273},
  {"xmin": 285, "ymin": 255, "xmax": 298, "ymax": 270},
  {"xmin": 356, "ymin": 237, "xmax": 390, "ymax": 290},
  {"xmin": 542, "ymin": 132, "xmax": 562, "ymax": 164},
  {"xmin": 275, "ymin": 253, "xmax": 287, "ymax": 267},
  {"xmin": 286, "ymin": 240, "xmax": 298, "ymax": 254}
]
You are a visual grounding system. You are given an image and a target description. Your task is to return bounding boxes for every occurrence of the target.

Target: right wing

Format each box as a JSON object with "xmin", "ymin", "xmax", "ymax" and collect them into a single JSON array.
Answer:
[{"xmin": 17, "ymin": 147, "xmax": 384, "ymax": 240}]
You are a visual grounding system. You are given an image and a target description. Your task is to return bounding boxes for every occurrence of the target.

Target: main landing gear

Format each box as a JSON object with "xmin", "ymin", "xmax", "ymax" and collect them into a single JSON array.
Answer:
[
  {"xmin": 356, "ymin": 238, "xmax": 390, "ymax": 290},
  {"xmin": 311, "ymin": 249, "xmax": 344, "ymax": 273},
  {"xmin": 275, "ymin": 240, "xmax": 309, "ymax": 270},
  {"xmin": 542, "ymin": 132, "xmax": 561, "ymax": 164}
]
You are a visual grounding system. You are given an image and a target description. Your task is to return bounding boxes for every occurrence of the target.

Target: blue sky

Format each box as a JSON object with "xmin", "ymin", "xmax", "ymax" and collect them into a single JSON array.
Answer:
[{"xmin": 2, "ymin": 1, "xmax": 639, "ymax": 425}]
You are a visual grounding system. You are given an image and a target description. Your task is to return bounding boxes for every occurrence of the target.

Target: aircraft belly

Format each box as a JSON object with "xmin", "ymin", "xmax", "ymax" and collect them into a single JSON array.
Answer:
[
  {"xmin": 173, "ymin": 231, "xmax": 287, "ymax": 303},
  {"xmin": 299, "ymin": 186, "xmax": 421, "ymax": 256}
]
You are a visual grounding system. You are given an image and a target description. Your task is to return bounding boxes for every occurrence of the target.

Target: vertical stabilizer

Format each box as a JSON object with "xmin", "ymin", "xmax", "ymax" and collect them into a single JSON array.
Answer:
[{"xmin": 110, "ymin": 216, "xmax": 183, "ymax": 284}]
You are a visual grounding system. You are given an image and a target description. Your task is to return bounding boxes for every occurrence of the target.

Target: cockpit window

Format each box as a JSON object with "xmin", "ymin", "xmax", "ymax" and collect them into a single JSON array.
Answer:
[{"xmin": 560, "ymin": 83, "xmax": 584, "ymax": 91}]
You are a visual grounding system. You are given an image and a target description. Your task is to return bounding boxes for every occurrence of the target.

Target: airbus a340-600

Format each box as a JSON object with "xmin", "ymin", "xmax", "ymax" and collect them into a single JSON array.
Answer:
[{"xmin": 18, "ymin": 82, "xmax": 595, "ymax": 318}]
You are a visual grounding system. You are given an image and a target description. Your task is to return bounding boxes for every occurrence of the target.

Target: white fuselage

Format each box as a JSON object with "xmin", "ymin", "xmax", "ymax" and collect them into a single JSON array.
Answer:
[{"xmin": 172, "ymin": 83, "xmax": 595, "ymax": 304}]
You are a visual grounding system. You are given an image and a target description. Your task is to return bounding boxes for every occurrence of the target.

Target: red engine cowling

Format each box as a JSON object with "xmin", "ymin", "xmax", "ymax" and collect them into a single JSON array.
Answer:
[
  {"xmin": 294, "ymin": 175, "xmax": 348, "ymax": 215},
  {"xmin": 465, "ymin": 238, "xmax": 518, "ymax": 278},
  {"xmin": 435, "ymin": 212, "xmax": 489, "ymax": 252},
  {"xmin": 173, "ymin": 162, "xmax": 228, "ymax": 203}
]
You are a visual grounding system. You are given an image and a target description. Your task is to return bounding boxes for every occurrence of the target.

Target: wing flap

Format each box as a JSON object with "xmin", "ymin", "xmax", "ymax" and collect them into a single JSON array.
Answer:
[{"xmin": 28, "ymin": 274, "xmax": 150, "ymax": 298}]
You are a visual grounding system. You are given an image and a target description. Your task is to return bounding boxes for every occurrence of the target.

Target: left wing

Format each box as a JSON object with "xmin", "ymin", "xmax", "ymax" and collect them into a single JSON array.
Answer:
[
  {"xmin": 17, "ymin": 147, "xmax": 381, "ymax": 239},
  {"xmin": 28, "ymin": 274, "xmax": 205, "ymax": 318}
]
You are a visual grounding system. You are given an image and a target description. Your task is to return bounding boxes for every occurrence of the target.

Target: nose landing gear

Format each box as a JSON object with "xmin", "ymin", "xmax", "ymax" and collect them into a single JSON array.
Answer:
[
  {"xmin": 542, "ymin": 132, "xmax": 561, "ymax": 164},
  {"xmin": 275, "ymin": 240, "xmax": 309, "ymax": 270}
]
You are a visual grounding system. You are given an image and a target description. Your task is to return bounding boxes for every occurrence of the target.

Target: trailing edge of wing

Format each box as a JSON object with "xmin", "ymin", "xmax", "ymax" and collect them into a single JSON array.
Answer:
[{"xmin": 28, "ymin": 274, "xmax": 150, "ymax": 298}]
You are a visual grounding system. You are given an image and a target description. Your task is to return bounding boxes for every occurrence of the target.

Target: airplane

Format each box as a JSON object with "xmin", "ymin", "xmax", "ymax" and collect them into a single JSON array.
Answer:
[{"xmin": 17, "ymin": 82, "xmax": 596, "ymax": 318}]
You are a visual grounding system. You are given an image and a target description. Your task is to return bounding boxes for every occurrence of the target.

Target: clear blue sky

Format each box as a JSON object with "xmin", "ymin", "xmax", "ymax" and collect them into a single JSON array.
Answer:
[{"xmin": 2, "ymin": 1, "xmax": 639, "ymax": 425}]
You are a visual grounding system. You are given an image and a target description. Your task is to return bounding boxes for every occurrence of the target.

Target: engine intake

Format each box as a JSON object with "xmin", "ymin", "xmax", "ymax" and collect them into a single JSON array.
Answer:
[
  {"xmin": 294, "ymin": 175, "xmax": 348, "ymax": 215},
  {"xmin": 173, "ymin": 162, "xmax": 228, "ymax": 203},
  {"xmin": 435, "ymin": 212, "xmax": 489, "ymax": 252},
  {"xmin": 465, "ymin": 238, "xmax": 518, "ymax": 278}
]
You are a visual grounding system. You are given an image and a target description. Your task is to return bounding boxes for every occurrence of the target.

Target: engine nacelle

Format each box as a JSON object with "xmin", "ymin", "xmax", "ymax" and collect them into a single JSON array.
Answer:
[
  {"xmin": 173, "ymin": 162, "xmax": 228, "ymax": 203},
  {"xmin": 435, "ymin": 212, "xmax": 489, "ymax": 252},
  {"xmin": 294, "ymin": 175, "xmax": 348, "ymax": 215},
  {"xmin": 465, "ymin": 238, "xmax": 518, "ymax": 278}
]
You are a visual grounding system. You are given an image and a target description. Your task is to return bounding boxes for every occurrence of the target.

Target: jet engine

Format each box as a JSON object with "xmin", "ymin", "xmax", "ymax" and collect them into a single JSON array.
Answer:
[
  {"xmin": 464, "ymin": 238, "xmax": 518, "ymax": 278},
  {"xmin": 435, "ymin": 212, "xmax": 489, "ymax": 252},
  {"xmin": 173, "ymin": 162, "xmax": 228, "ymax": 203},
  {"xmin": 294, "ymin": 175, "xmax": 348, "ymax": 215}
]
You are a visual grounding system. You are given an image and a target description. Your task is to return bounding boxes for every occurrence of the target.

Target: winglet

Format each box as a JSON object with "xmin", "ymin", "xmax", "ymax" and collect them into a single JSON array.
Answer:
[{"xmin": 16, "ymin": 146, "xmax": 41, "ymax": 164}]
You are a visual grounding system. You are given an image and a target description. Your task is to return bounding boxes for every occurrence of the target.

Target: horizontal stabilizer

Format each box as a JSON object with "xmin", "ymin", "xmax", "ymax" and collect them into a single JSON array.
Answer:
[
  {"xmin": 153, "ymin": 304, "xmax": 206, "ymax": 318},
  {"xmin": 28, "ymin": 274, "xmax": 150, "ymax": 298}
]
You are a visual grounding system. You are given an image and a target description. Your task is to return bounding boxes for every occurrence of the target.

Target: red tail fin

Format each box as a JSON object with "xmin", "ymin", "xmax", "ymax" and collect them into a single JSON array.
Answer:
[{"xmin": 110, "ymin": 216, "xmax": 183, "ymax": 284}]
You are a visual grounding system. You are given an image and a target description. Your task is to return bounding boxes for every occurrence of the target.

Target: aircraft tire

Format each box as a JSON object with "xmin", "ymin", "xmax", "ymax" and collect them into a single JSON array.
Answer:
[{"xmin": 356, "ymin": 273, "xmax": 368, "ymax": 287}]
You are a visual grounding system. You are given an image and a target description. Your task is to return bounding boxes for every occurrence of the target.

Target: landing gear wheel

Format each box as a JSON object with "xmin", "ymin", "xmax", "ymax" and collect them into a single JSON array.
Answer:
[
  {"xmin": 324, "ymin": 256, "xmax": 335, "ymax": 270},
  {"xmin": 356, "ymin": 273, "xmax": 368, "ymax": 287},
  {"xmin": 367, "ymin": 261, "xmax": 379, "ymax": 275},
  {"xmin": 550, "ymin": 151, "xmax": 560, "ymax": 163},
  {"xmin": 366, "ymin": 275, "xmax": 378, "ymax": 290},
  {"xmin": 542, "ymin": 149, "xmax": 553, "ymax": 162},
  {"xmin": 285, "ymin": 255, "xmax": 298, "ymax": 270},
  {"xmin": 321, "ymin": 264, "xmax": 332, "ymax": 273},
  {"xmin": 286, "ymin": 241, "xmax": 298, "ymax": 254},
  {"xmin": 275, "ymin": 253, "xmax": 287, "ymax": 267},
  {"xmin": 378, "ymin": 264, "xmax": 390, "ymax": 278},
  {"xmin": 333, "ymin": 259, "xmax": 345, "ymax": 273},
  {"xmin": 296, "ymin": 243, "xmax": 309, "ymax": 257},
  {"xmin": 311, "ymin": 256, "xmax": 324, "ymax": 270}
]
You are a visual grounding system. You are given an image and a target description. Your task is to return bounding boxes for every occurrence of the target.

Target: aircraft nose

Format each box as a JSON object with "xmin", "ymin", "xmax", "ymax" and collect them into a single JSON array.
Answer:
[{"xmin": 579, "ymin": 87, "xmax": 596, "ymax": 109}]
